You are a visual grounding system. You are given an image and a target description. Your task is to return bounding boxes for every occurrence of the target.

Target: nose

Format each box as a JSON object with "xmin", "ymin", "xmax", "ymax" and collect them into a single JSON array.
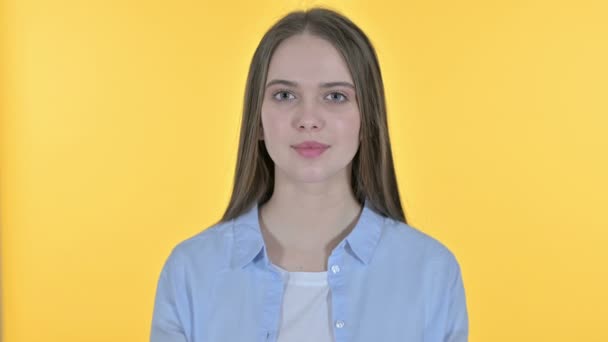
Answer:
[{"xmin": 294, "ymin": 100, "xmax": 324, "ymax": 132}]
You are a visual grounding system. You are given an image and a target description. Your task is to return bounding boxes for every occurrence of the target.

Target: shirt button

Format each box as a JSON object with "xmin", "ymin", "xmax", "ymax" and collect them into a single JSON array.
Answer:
[
  {"xmin": 331, "ymin": 265, "xmax": 341, "ymax": 274},
  {"xmin": 335, "ymin": 320, "xmax": 345, "ymax": 329}
]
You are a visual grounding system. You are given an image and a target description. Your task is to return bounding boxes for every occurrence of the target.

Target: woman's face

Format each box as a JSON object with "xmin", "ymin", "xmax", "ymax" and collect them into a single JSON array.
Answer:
[{"xmin": 260, "ymin": 33, "xmax": 361, "ymax": 185}]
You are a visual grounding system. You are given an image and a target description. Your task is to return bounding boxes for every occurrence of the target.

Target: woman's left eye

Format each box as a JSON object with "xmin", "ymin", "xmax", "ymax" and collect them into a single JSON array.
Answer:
[{"xmin": 326, "ymin": 92, "xmax": 348, "ymax": 102}]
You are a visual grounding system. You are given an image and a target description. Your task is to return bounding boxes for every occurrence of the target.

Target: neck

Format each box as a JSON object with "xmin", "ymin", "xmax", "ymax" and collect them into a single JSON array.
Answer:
[{"xmin": 259, "ymin": 188, "xmax": 362, "ymax": 252}]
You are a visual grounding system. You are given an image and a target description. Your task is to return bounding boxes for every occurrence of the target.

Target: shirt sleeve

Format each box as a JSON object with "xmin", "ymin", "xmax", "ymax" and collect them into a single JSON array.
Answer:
[
  {"xmin": 444, "ymin": 255, "xmax": 469, "ymax": 342},
  {"xmin": 424, "ymin": 249, "xmax": 469, "ymax": 342},
  {"xmin": 150, "ymin": 249, "xmax": 189, "ymax": 342}
]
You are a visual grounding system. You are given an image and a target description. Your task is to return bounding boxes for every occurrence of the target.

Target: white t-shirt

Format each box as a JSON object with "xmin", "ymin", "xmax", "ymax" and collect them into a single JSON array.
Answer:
[{"xmin": 273, "ymin": 263, "xmax": 334, "ymax": 342}]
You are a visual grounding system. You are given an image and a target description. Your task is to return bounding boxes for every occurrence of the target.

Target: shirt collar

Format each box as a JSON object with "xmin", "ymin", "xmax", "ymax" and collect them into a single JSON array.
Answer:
[{"xmin": 229, "ymin": 199, "xmax": 386, "ymax": 269}]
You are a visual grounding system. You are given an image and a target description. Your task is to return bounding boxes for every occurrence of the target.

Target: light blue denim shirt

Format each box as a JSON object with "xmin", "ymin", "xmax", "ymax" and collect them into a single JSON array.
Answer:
[{"xmin": 150, "ymin": 200, "xmax": 469, "ymax": 342}]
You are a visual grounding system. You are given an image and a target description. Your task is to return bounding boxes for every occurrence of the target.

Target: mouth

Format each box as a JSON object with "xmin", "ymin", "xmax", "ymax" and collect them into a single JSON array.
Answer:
[
  {"xmin": 291, "ymin": 145, "xmax": 330, "ymax": 159},
  {"xmin": 292, "ymin": 141, "xmax": 330, "ymax": 149}
]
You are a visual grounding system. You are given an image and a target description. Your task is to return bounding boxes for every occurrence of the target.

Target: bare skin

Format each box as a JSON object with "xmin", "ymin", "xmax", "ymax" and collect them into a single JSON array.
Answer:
[
  {"xmin": 259, "ymin": 197, "xmax": 363, "ymax": 272},
  {"xmin": 258, "ymin": 32, "xmax": 363, "ymax": 272}
]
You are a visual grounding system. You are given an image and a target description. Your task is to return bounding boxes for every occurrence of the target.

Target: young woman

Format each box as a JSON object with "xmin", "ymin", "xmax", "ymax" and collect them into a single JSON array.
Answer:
[{"xmin": 151, "ymin": 7, "xmax": 468, "ymax": 342}]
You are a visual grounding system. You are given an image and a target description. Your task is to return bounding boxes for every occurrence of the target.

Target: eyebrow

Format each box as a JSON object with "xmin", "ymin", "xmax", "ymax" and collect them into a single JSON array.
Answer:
[{"xmin": 265, "ymin": 79, "xmax": 355, "ymax": 90}]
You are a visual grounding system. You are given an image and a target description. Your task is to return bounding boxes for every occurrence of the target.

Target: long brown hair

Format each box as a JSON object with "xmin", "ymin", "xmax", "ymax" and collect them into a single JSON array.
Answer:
[{"xmin": 218, "ymin": 6, "xmax": 407, "ymax": 224}]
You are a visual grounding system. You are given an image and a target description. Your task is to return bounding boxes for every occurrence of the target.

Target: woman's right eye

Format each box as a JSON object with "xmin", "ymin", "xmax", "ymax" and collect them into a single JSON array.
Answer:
[{"xmin": 272, "ymin": 91, "xmax": 295, "ymax": 101}]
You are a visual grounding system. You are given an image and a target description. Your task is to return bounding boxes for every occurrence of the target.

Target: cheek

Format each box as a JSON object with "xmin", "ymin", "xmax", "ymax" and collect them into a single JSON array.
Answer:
[
  {"xmin": 261, "ymin": 106, "xmax": 289, "ymax": 143},
  {"xmin": 334, "ymin": 114, "xmax": 361, "ymax": 143}
]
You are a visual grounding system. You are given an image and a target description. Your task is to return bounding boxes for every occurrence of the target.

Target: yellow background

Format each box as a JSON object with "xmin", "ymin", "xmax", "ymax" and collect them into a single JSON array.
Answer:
[{"xmin": 2, "ymin": 0, "xmax": 607, "ymax": 341}]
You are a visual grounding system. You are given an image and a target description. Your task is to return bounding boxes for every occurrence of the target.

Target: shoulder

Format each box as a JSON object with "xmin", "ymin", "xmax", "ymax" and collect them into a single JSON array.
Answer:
[
  {"xmin": 160, "ymin": 220, "xmax": 235, "ymax": 273},
  {"xmin": 380, "ymin": 217, "xmax": 461, "ymax": 269}
]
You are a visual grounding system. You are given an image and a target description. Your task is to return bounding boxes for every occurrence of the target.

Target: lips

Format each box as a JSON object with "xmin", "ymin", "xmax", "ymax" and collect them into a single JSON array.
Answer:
[
  {"xmin": 292, "ymin": 141, "xmax": 330, "ymax": 158},
  {"xmin": 292, "ymin": 141, "xmax": 330, "ymax": 149}
]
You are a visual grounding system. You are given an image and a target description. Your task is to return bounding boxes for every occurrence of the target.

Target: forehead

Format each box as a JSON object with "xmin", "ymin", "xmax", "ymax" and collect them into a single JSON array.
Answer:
[{"xmin": 266, "ymin": 33, "xmax": 353, "ymax": 84}]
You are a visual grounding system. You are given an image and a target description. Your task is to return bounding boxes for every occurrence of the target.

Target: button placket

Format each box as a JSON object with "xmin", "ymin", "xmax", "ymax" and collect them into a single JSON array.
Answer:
[
  {"xmin": 328, "ymin": 242, "xmax": 349, "ymax": 339},
  {"xmin": 262, "ymin": 255, "xmax": 285, "ymax": 342}
]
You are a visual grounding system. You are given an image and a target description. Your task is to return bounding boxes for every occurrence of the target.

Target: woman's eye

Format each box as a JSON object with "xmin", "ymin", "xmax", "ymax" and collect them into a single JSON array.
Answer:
[
  {"xmin": 326, "ymin": 92, "xmax": 348, "ymax": 103},
  {"xmin": 273, "ymin": 91, "xmax": 295, "ymax": 101},
  {"xmin": 271, "ymin": 90, "xmax": 347, "ymax": 103}
]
